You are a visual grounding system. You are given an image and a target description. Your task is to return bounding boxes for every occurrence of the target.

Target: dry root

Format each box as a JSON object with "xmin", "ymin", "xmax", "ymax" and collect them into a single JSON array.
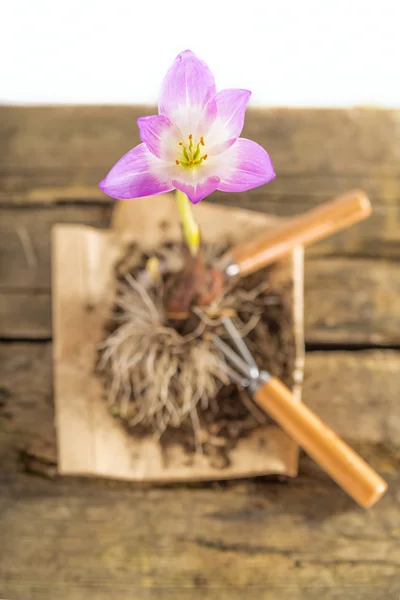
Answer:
[
  {"xmin": 98, "ymin": 243, "xmax": 280, "ymax": 444},
  {"xmin": 98, "ymin": 273, "xmax": 229, "ymax": 440}
]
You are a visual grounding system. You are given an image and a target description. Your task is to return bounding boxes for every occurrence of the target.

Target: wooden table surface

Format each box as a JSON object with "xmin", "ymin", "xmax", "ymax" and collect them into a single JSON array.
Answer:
[{"xmin": 1, "ymin": 106, "xmax": 399, "ymax": 599}]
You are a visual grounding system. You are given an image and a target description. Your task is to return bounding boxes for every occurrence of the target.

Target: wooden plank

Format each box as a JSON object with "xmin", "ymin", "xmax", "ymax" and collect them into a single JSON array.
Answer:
[
  {"xmin": 1, "ymin": 343, "xmax": 399, "ymax": 467},
  {"xmin": 305, "ymin": 351, "xmax": 400, "ymax": 448},
  {"xmin": 2, "ymin": 252, "xmax": 399, "ymax": 345},
  {"xmin": 2, "ymin": 106, "xmax": 400, "ymax": 202},
  {"xmin": 0, "ymin": 291, "xmax": 50, "ymax": 339},
  {"xmin": 0, "ymin": 205, "xmax": 113, "ymax": 290},
  {"xmin": 0, "ymin": 342, "xmax": 55, "ymax": 472},
  {"xmin": 304, "ymin": 258, "xmax": 400, "ymax": 345},
  {"xmin": 1, "ymin": 107, "xmax": 400, "ymax": 258},
  {"xmin": 0, "ymin": 463, "xmax": 399, "ymax": 600}
]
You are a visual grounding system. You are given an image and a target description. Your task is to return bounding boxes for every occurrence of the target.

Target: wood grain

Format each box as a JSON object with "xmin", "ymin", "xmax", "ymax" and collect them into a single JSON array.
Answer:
[
  {"xmin": 304, "ymin": 258, "xmax": 400, "ymax": 345},
  {"xmin": 0, "ymin": 205, "xmax": 113, "ymax": 290},
  {"xmin": 1, "ymin": 107, "xmax": 400, "ymax": 258},
  {"xmin": 0, "ymin": 290, "xmax": 51, "ymax": 339},
  {"xmin": 1, "ymin": 467, "xmax": 399, "ymax": 600}
]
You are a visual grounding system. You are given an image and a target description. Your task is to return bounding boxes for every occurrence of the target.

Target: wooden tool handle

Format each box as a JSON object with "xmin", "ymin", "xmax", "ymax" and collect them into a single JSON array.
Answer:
[
  {"xmin": 254, "ymin": 377, "xmax": 387, "ymax": 508},
  {"xmin": 226, "ymin": 190, "xmax": 371, "ymax": 277}
]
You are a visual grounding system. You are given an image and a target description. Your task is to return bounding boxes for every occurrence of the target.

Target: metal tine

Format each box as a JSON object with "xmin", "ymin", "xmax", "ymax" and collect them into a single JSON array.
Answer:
[
  {"xmin": 221, "ymin": 316, "xmax": 259, "ymax": 379},
  {"xmin": 224, "ymin": 365, "xmax": 250, "ymax": 389},
  {"xmin": 212, "ymin": 336, "xmax": 254, "ymax": 380}
]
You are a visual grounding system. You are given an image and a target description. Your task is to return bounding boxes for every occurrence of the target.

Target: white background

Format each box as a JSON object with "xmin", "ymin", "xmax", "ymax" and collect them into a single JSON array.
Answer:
[{"xmin": 1, "ymin": 0, "xmax": 400, "ymax": 106}]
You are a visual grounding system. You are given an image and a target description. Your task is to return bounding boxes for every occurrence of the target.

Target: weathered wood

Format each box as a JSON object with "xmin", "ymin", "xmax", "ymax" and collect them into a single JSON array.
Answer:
[
  {"xmin": 0, "ymin": 291, "xmax": 51, "ymax": 339},
  {"xmin": 0, "ymin": 205, "xmax": 113, "ymax": 290},
  {"xmin": 1, "ymin": 107, "xmax": 400, "ymax": 258},
  {"xmin": 2, "ymin": 107, "xmax": 400, "ymax": 202},
  {"xmin": 0, "ymin": 342, "xmax": 55, "ymax": 472},
  {"xmin": 2, "ymin": 251, "xmax": 399, "ymax": 345},
  {"xmin": 1, "ymin": 463, "xmax": 399, "ymax": 600},
  {"xmin": 304, "ymin": 258, "xmax": 400, "ymax": 345},
  {"xmin": 305, "ymin": 351, "xmax": 400, "ymax": 449}
]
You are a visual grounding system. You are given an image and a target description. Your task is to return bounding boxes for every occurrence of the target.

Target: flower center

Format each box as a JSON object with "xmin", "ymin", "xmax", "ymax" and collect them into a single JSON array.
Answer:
[{"xmin": 175, "ymin": 134, "xmax": 208, "ymax": 168}]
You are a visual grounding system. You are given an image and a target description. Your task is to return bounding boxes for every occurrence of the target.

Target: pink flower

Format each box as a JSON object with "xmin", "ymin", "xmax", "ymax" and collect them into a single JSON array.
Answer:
[{"xmin": 99, "ymin": 50, "xmax": 275, "ymax": 204}]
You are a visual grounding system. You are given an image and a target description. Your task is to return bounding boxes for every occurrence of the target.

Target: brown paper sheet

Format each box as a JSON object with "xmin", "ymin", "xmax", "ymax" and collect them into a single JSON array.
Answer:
[{"xmin": 52, "ymin": 194, "xmax": 304, "ymax": 481}]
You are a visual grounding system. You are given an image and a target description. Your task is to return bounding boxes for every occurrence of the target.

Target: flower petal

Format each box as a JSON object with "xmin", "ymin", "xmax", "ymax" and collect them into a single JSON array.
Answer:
[
  {"xmin": 217, "ymin": 138, "xmax": 275, "ymax": 193},
  {"xmin": 159, "ymin": 50, "xmax": 216, "ymax": 129},
  {"xmin": 99, "ymin": 143, "xmax": 174, "ymax": 200},
  {"xmin": 204, "ymin": 89, "xmax": 251, "ymax": 154},
  {"xmin": 137, "ymin": 114, "xmax": 177, "ymax": 160},
  {"xmin": 172, "ymin": 175, "xmax": 220, "ymax": 204}
]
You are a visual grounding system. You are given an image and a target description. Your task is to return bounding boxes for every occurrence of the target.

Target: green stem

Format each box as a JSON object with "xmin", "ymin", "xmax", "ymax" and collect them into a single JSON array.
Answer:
[{"xmin": 175, "ymin": 189, "xmax": 200, "ymax": 256}]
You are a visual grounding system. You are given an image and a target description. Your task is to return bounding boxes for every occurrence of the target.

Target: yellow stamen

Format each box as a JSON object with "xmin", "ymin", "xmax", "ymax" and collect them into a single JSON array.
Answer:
[{"xmin": 175, "ymin": 135, "xmax": 207, "ymax": 169}]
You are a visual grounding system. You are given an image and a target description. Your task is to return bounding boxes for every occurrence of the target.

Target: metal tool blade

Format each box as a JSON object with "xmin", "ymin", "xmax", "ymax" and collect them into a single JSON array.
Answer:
[{"xmin": 221, "ymin": 316, "xmax": 259, "ymax": 379}]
